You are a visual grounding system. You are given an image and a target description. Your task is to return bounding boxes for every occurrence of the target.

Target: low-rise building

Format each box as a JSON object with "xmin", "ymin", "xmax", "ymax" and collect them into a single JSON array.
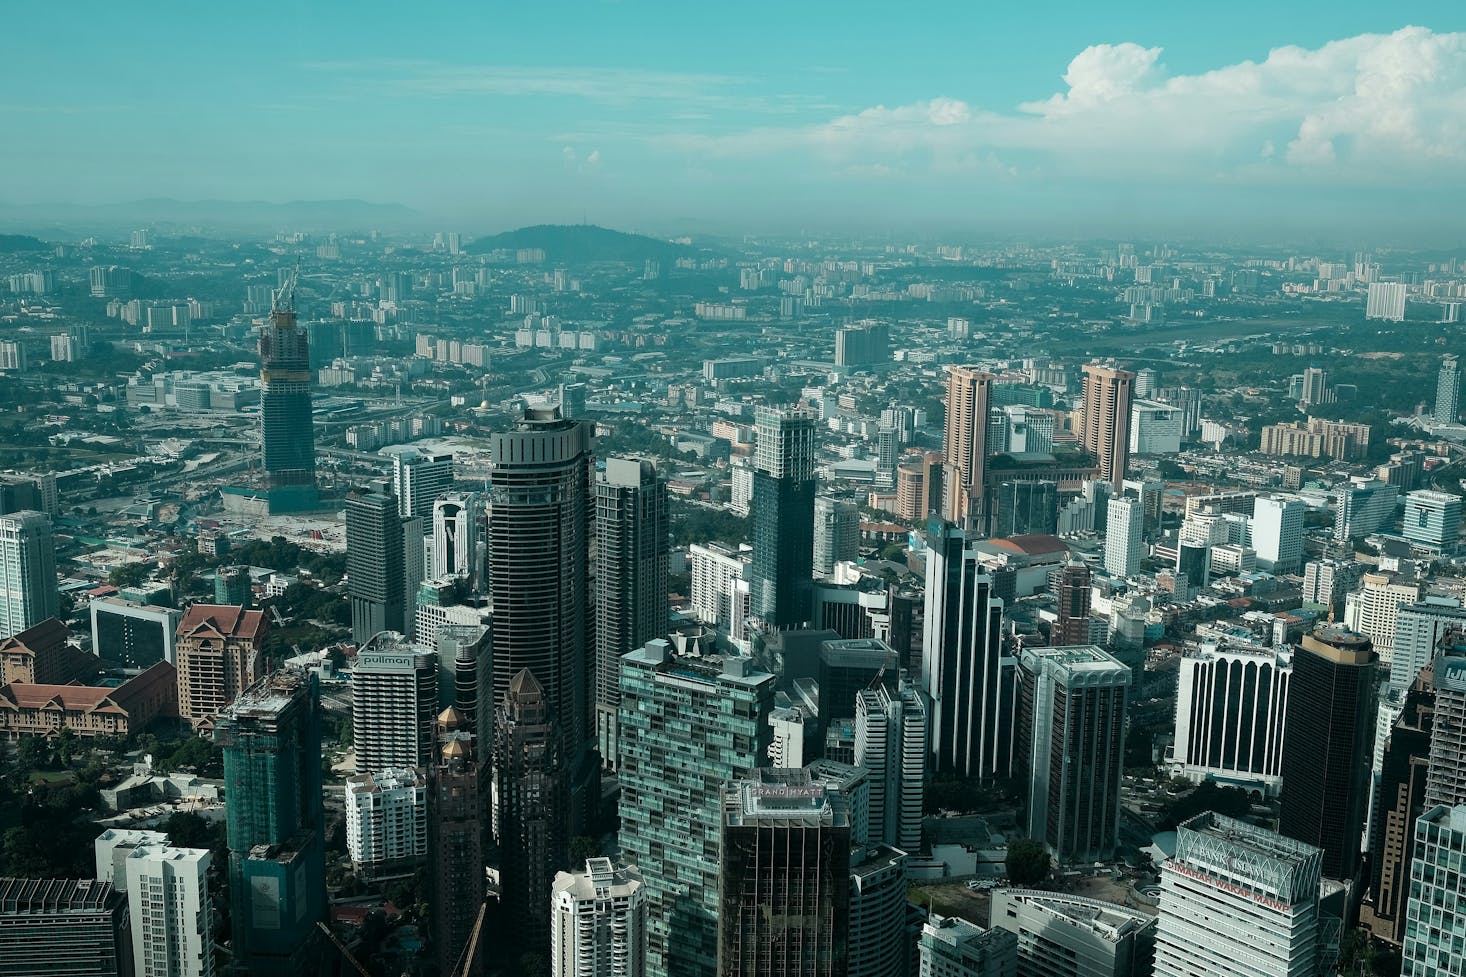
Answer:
[{"xmin": 0, "ymin": 661, "xmax": 177, "ymax": 739}]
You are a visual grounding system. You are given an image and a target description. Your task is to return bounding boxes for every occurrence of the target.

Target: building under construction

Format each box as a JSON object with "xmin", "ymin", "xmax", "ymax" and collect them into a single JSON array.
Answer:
[{"xmin": 257, "ymin": 269, "xmax": 319, "ymax": 512}]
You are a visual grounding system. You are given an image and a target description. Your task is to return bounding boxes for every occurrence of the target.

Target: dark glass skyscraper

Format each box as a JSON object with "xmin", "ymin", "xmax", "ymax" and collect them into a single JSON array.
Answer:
[
  {"xmin": 750, "ymin": 406, "xmax": 817, "ymax": 629},
  {"xmin": 430, "ymin": 707, "xmax": 485, "ymax": 977},
  {"xmin": 258, "ymin": 273, "xmax": 317, "ymax": 503},
  {"xmin": 346, "ymin": 480, "xmax": 407, "ymax": 646}
]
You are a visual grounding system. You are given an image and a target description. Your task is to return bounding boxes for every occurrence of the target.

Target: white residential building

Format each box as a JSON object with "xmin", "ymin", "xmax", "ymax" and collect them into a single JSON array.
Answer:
[
  {"xmin": 550, "ymin": 858, "xmax": 647, "ymax": 977},
  {"xmin": 124, "ymin": 845, "xmax": 214, "ymax": 977},
  {"xmin": 1104, "ymin": 498, "xmax": 1143, "ymax": 579},
  {"xmin": 1402, "ymin": 489, "xmax": 1462, "ymax": 553},
  {"xmin": 344, "ymin": 767, "xmax": 428, "ymax": 880},
  {"xmin": 1391, "ymin": 599, "xmax": 1466, "ymax": 695},
  {"xmin": 919, "ymin": 915, "xmax": 1018, "ymax": 976},
  {"xmin": 855, "ymin": 677, "xmax": 927, "ymax": 853},
  {"xmin": 1343, "ymin": 573, "xmax": 1423, "ymax": 666},
  {"xmin": 689, "ymin": 541, "xmax": 750, "ymax": 636},
  {"xmin": 1366, "ymin": 282, "xmax": 1407, "ymax": 322},
  {"xmin": 94, "ymin": 828, "xmax": 169, "ymax": 886},
  {"xmin": 1252, "ymin": 498, "xmax": 1305, "ymax": 574},
  {"xmin": 1128, "ymin": 400, "xmax": 1184, "ymax": 455}
]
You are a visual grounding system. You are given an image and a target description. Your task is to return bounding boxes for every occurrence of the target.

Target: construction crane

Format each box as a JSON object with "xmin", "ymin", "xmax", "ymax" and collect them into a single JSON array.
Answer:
[
  {"xmin": 273, "ymin": 264, "xmax": 299, "ymax": 316},
  {"xmin": 450, "ymin": 901, "xmax": 488, "ymax": 977},
  {"xmin": 316, "ymin": 920, "xmax": 372, "ymax": 977}
]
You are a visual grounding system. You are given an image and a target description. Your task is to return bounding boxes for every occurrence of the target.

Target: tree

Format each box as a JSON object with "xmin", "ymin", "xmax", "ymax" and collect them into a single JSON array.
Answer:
[
  {"xmin": 107, "ymin": 561, "xmax": 151, "ymax": 588},
  {"xmin": 1005, "ymin": 838, "xmax": 1050, "ymax": 886},
  {"xmin": 164, "ymin": 811, "xmax": 216, "ymax": 851}
]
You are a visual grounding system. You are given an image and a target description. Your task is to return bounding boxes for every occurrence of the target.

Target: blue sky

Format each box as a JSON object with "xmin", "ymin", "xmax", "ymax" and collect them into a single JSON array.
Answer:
[{"xmin": 4, "ymin": 2, "xmax": 1466, "ymax": 239}]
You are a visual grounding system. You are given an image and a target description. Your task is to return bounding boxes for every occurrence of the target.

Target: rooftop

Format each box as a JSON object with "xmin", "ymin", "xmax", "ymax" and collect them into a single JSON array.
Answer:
[
  {"xmin": 994, "ymin": 889, "xmax": 1154, "ymax": 942},
  {"xmin": 177, "ymin": 603, "xmax": 267, "ymax": 642}
]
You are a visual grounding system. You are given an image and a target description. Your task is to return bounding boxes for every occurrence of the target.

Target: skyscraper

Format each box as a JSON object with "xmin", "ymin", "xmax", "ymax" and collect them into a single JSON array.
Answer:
[
  {"xmin": 0, "ymin": 511, "xmax": 58, "ymax": 640},
  {"xmin": 551, "ymin": 859, "xmax": 648, "ymax": 977},
  {"xmin": 1080, "ymin": 364, "xmax": 1134, "ymax": 491},
  {"xmin": 941, "ymin": 366, "xmax": 995, "ymax": 529},
  {"xmin": 1103, "ymin": 497, "xmax": 1143, "ymax": 579},
  {"xmin": 122, "ymin": 845, "xmax": 214, "ymax": 977},
  {"xmin": 717, "ymin": 769, "xmax": 852, "ymax": 977},
  {"xmin": 846, "ymin": 845, "xmax": 909, "ymax": 977},
  {"xmin": 1251, "ymin": 497, "xmax": 1305, "ymax": 573},
  {"xmin": 1053, "ymin": 561, "xmax": 1093, "ymax": 646},
  {"xmin": 487, "ymin": 407, "xmax": 594, "ymax": 772},
  {"xmin": 351, "ymin": 631, "xmax": 438, "ymax": 772},
  {"xmin": 174, "ymin": 604, "xmax": 267, "ymax": 730},
  {"xmin": 854, "ymin": 675, "xmax": 926, "ymax": 853},
  {"xmin": 494, "ymin": 668, "xmax": 567, "ymax": 948},
  {"xmin": 347, "ymin": 480, "xmax": 408, "ymax": 645},
  {"xmin": 1401, "ymin": 489, "xmax": 1463, "ymax": 553},
  {"xmin": 1016, "ymin": 645, "xmax": 1130, "ymax": 863},
  {"xmin": 921, "ymin": 518, "xmax": 1012, "ymax": 779},
  {"xmin": 992, "ymin": 480, "xmax": 1059, "ymax": 538},
  {"xmin": 393, "ymin": 448, "xmax": 455, "ymax": 529},
  {"xmin": 1279, "ymin": 626, "xmax": 1377, "ymax": 880},
  {"xmin": 1392, "ymin": 600, "xmax": 1466, "ymax": 695},
  {"xmin": 750, "ymin": 406, "xmax": 817, "ymax": 629},
  {"xmin": 430, "ymin": 708, "xmax": 486, "ymax": 977},
  {"xmin": 594, "ymin": 457, "xmax": 669, "ymax": 769},
  {"xmin": 432, "ymin": 494, "xmax": 480, "ymax": 583},
  {"xmin": 1169, "ymin": 642, "xmax": 1290, "ymax": 795},
  {"xmin": 1153, "ymin": 813, "xmax": 1323, "ymax": 977},
  {"xmin": 212, "ymin": 669, "xmax": 326, "ymax": 975},
  {"xmin": 1362, "ymin": 675, "xmax": 1434, "ymax": 946},
  {"xmin": 813, "ymin": 495, "xmax": 861, "ymax": 576},
  {"xmin": 618, "ymin": 640, "xmax": 774, "ymax": 977},
  {"xmin": 1426, "ymin": 636, "xmax": 1466, "ymax": 809},
  {"xmin": 1401, "ymin": 804, "xmax": 1466, "ymax": 976},
  {"xmin": 1437, "ymin": 354, "xmax": 1461, "ymax": 425},
  {"xmin": 258, "ymin": 271, "xmax": 317, "ymax": 506},
  {"xmin": 1365, "ymin": 281, "xmax": 1407, "ymax": 321}
]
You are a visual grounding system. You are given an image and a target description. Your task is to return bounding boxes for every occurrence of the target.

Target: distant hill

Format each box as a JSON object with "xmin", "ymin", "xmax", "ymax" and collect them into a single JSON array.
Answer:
[
  {"xmin": 0, "ymin": 233, "xmax": 48, "ymax": 253},
  {"xmin": 466, "ymin": 224, "xmax": 712, "ymax": 265},
  {"xmin": 0, "ymin": 198, "xmax": 416, "ymax": 234}
]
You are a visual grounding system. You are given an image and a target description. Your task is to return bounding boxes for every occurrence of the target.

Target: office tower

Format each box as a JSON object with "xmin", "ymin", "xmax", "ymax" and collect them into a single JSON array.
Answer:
[
  {"xmin": 750, "ymin": 406, "xmax": 817, "ymax": 628},
  {"xmin": 347, "ymin": 481, "xmax": 407, "ymax": 645},
  {"xmin": 174, "ymin": 604, "xmax": 267, "ymax": 730},
  {"xmin": 123, "ymin": 845, "xmax": 214, "ymax": 977},
  {"xmin": 487, "ymin": 407, "xmax": 594, "ymax": 770},
  {"xmin": 559, "ymin": 382, "xmax": 588, "ymax": 420},
  {"xmin": 1103, "ymin": 498, "xmax": 1142, "ymax": 579},
  {"xmin": 1302, "ymin": 559, "xmax": 1365, "ymax": 618},
  {"xmin": 494, "ymin": 668, "xmax": 567, "ymax": 948},
  {"xmin": 717, "ymin": 769, "xmax": 852, "ymax": 977},
  {"xmin": 258, "ymin": 273, "xmax": 317, "ymax": 500},
  {"xmin": 344, "ymin": 767, "xmax": 427, "ymax": 881},
  {"xmin": 90, "ymin": 597, "xmax": 181, "ymax": 668},
  {"xmin": 1121, "ymin": 478, "xmax": 1162, "ymax": 539},
  {"xmin": 352, "ymin": 631, "xmax": 437, "ymax": 772},
  {"xmin": 834, "ymin": 321, "xmax": 891, "ymax": 367},
  {"xmin": 1154, "ymin": 813, "xmax": 1323, "ymax": 977},
  {"xmin": 214, "ymin": 565, "xmax": 252, "ymax": 606},
  {"xmin": 1366, "ymin": 281, "xmax": 1407, "ymax": 321},
  {"xmin": 1299, "ymin": 366, "xmax": 1332, "ymax": 408},
  {"xmin": 819, "ymin": 637, "xmax": 899, "ymax": 720},
  {"xmin": 0, "ymin": 474, "xmax": 45, "ymax": 515},
  {"xmin": 1402, "ymin": 489, "xmax": 1462, "ymax": 552},
  {"xmin": 0, "ymin": 511, "xmax": 57, "ymax": 640},
  {"xmin": 941, "ymin": 366, "xmax": 995, "ymax": 528},
  {"xmin": 430, "ymin": 708, "xmax": 486, "ymax": 977},
  {"xmin": 1017, "ymin": 646, "xmax": 1130, "ymax": 863},
  {"xmin": 618, "ymin": 640, "xmax": 774, "ymax": 977},
  {"xmin": 993, "ymin": 480, "xmax": 1058, "ymax": 538},
  {"xmin": 1080, "ymin": 364, "xmax": 1134, "ymax": 491},
  {"xmin": 847, "ymin": 845, "xmax": 908, "ymax": 977},
  {"xmin": 919, "ymin": 916, "xmax": 1018, "ymax": 977},
  {"xmin": 922, "ymin": 519, "xmax": 1011, "ymax": 779},
  {"xmin": 990, "ymin": 889, "xmax": 1156, "ymax": 977},
  {"xmin": 392, "ymin": 448, "xmax": 454, "ymax": 528},
  {"xmin": 1427, "ymin": 638, "xmax": 1466, "ymax": 808},
  {"xmin": 432, "ymin": 495, "xmax": 480, "ymax": 582},
  {"xmin": 876, "ymin": 426, "xmax": 899, "ymax": 487},
  {"xmin": 0, "ymin": 878, "xmax": 132, "ymax": 977},
  {"xmin": 1344, "ymin": 573, "xmax": 1421, "ymax": 666},
  {"xmin": 1279, "ymin": 626, "xmax": 1378, "ymax": 880},
  {"xmin": 1437, "ymin": 355, "xmax": 1462, "ymax": 425},
  {"xmin": 438, "ymin": 623, "xmax": 492, "ymax": 734},
  {"xmin": 594, "ymin": 457, "xmax": 669, "ymax": 769},
  {"xmin": 813, "ymin": 495, "xmax": 861, "ymax": 576},
  {"xmin": 1169, "ymin": 643, "xmax": 1290, "ymax": 795},
  {"xmin": 1363, "ymin": 678, "xmax": 1435, "ymax": 946},
  {"xmin": 1054, "ymin": 562, "xmax": 1093, "ymax": 646},
  {"xmin": 1392, "ymin": 600, "xmax": 1466, "ymax": 694},
  {"xmin": 1401, "ymin": 804, "xmax": 1466, "ymax": 976},
  {"xmin": 1251, "ymin": 497, "xmax": 1304, "ymax": 573},
  {"xmin": 213, "ymin": 669, "xmax": 326, "ymax": 975},
  {"xmin": 855, "ymin": 675, "xmax": 927, "ymax": 852},
  {"xmin": 1334, "ymin": 479, "xmax": 1398, "ymax": 540},
  {"xmin": 1127, "ymin": 400, "xmax": 1183, "ymax": 454},
  {"xmin": 551, "ymin": 859, "xmax": 648, "ymax": 977}
]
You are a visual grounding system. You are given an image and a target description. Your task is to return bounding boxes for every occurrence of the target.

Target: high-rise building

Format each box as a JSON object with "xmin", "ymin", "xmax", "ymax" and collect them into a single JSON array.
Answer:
[
  {"xmin": 1301, "ymin": 559, "xmax": 1365, "ymax": 618},
  {"xmin": 213, "ymin": 565, "xmax": 252, "ymax": 607},
  {"xmin": 1016, "ymin": 646, "xmax": 1130, "ymax": 863},
  {"xmin": 559, "ymin": 382, "xmax": 588, "ymax": 421},
  {"xmin": 0, "ymin": 511, "xmax": 58, "ymax": 640},
  {"xmin": 750, "ymin": 406, "xmax": 817, "ymax": 629},
  {"xmin": 992, "ymin": 480, "xmax": 1058, "ymax": 539},
  {"xmin": 855, "ymin": 675, "xmax": 927, "ymax": 853},
  {"xmin": 352, "ymin": 631, "xmax": 437, "ymax": 772},
  {"xmin": 494, "ymin": 668, "xmax": 567, "ymax": 948},
  {"xmin": 1391, "ymin": 600, "xmax": 1466, "ymax": 695},
  {"xmin": 1279, "ymin": 626, "xmax": 1378, "ymax": 880},
  {"xmin": 1366, "ymin": 281, "xmax": 1407, "ymax": 321},
  {"xmin": 0, "ymin": 878, "xmax": 132, "ymax": 977},
  {"xmin": 174, "ymin": 604, "xmax": 268, "ymax": 730},
  {"xmin": 1362, "ymin": 676, "xmax": 1435, "ymax": 947},
  {"xmin": 594, "ymin": 457, "xmax": 669, "ymax": 769},
  {"xmin": 95, "ymin": 828, "xmax": 169, "ymax": 886},
  {"xmin": 922, "ymin": 519, "xmax": 1012, "ymax": 779},
  {"xmin": 834, "ymin": 321, "xmax": 891, "ymax": 367},
  {"xmin": 437, "ymin": 623, "xmax": 491, "ymax": 733},
  {"xmin": 1153, "ymin": 813, "xmax": 1323, "ymax": 977},
  {"xmin": 347, "ymin": 481, "xmax": 408, "ymax": 645},
  {"xmin": 1251, "ymin": 497, "xmax": 1305, "ymax": 574},
  {"xmin": 429, "ymin": 708, "xmax": 486, "ymax": 977},
  {"xmin": 847, "ymin": 845, "xmax": 908, "ymax": 977},
  {"xmin": 432, "ymin": 494, "xmax": 480, "ymax": 583},
  {"xmin": 1344, "ymin": 573, "xmax": 1422, "ymax": 666},
  {"xmin": 941, "ymin": 366, "xmax": 996, "ymax": 529},
  {"xmin": 1054, "ymin": 562, "xmax": 1093, "ymax": 646},
  {"xmin": 1334, "ymin": 479, "xmax": 1398, "ymax": 541},
  {"xmin": 813, "ymin": 495, "xmax": 861, "ymax": 576},
  {"xmin": 1168, "ymin": 642, "xmax": 1290, "ymax": 796},
  {"xmin": 717, "ymin": 769, "xmax": 852, "ymax": 977},
  {"xmin": 551, "ymin": 858, "xmax": 648, "ymax": 977},
  {"xmin": 1401, "ymin": 803, "xmax": 1466, "ymax": 976},
  {"xmin": 1103, "ymin": 497, "xmax": 1143, "ymax": 579},
  {"xmin": 392, "ymin": 448, "xmax": 455, "ymax": 529},
  {"xmin": 212, "ymin": 669, "xmax": 326, "ymax": 975},
  {"xmin": 122, "ymin": 845, "xmax": 214, "ymax": 977},
  {"xmin": 1437, "ymin": 354, "xmax": 1461, "ymax": 425},
  {"xmin": 90, "ymin": 597, "xmax": 181, "ymax": 669},
  {"xmin": 1426, "ymin": 636, "xmax": 1466, "ymax": 809},
  {"xmin": 819, "ymin": 637, "xmax": 899, "ymax": 723},
  {"xmin": 1080, "ymin": 364, "xmax": 1134, "ymax": 491},
  {"xmin": 258, "ymin": 274, "xmax": 317, "ymax": 503},
  {"xmin": 918, "ymin": 915, "xmax": 1018, "ymax": 977},
  {"xmin": 1402, "ymin": 489, "xmax": 1462, "ymax": 553},
  {"xmin": 990, "ymin": 889, "xmax": 1156, "ymax": 977},
  {"xmin": 618, "ymin": 640, "xmax": 774, "ymax": 977},
  {"xmin": 487, "ymin": 407, "xmax": 594, "ymax": 780},
  {"xmin": 344, "ymin": 767, "xmax": 428, "ymax": 881},
  {"xmin": 1299, "ymin": 366, "xmax": 1332, "ymax": 408}
]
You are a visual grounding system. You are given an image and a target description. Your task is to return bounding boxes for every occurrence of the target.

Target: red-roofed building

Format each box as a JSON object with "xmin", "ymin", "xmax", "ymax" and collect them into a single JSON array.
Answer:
[
  {"xmin": 0, "ymin": 618, "xmax": 98, "ymax": 686},
  {"xmin": 174, "ymin": 604, "xmax": 268, "ymax": 730},
  {"xmin": 0, "ymin": 661, "xmax": 177, "ymax": 740}
]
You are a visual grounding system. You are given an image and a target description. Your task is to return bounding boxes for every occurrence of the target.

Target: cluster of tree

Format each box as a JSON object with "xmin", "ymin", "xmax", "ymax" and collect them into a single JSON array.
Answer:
[
  {"xmin": 1004, "ymin": 838, "xmax": 1050, "ymax": 886},
  {"xmin": 1158, "ymin": 780, "xmax": 1253, "ymax": 830},
  {"xmin": 924, "ymin": 773, "xmax": 1011, "ymax": 815},
  {"xmin": 671, "ymin": 503, "xmax": 748, "ymax": 547},
  {"xmin": 229, "ymin": 536, "xmax": 347, "ymax": 584}
]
